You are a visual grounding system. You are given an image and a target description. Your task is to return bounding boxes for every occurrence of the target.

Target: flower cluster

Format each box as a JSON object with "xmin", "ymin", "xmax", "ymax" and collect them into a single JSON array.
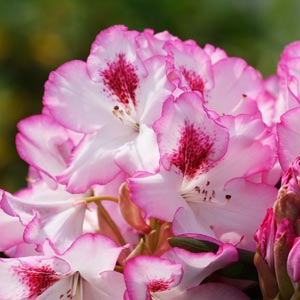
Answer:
[{"xmin": 0, "ymin": 25, "xmax": 299, "ymax": 299}]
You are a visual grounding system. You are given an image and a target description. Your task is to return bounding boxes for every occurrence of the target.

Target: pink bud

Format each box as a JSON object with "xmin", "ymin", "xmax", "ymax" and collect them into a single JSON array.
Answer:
[
  {"xmin": 281, "ymin": 156, "xmax": 300, "ymax": 195},
  {"xmin": 254, "ymin": 250, "xmax": 278, "ymax": 299},
  {"xmin": 119, "ymin": 183, "xmax": 151, "ymax": 234},
  {"xmin": 274, "ymin": 220, "xmax": 294, "ymax": 300},
  {"xmin": 254, "ymin": 208, "xmax": 275, "ymax": 267},
  {"xmin": 275, "ymin": 218, "xmax": 295, "ymax": 249},
  {"xmin": 274, "ymin": 187, "xmax": 300, "ymax": 225},
  {"xmin": 287, "ymin": 237, "xmax": 300, "ymax": 282}
]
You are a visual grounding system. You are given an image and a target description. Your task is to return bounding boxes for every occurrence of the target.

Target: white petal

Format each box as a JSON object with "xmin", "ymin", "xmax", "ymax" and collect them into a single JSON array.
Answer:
[
  {"xmin": 61, "ymin": 233, "xmax": 123, "ymax": 282},
  {"xmin": 58, "ymin": 125, "xmax": 134, "ymax": 193},
  {"xmin": 129, "ymin": 169, "xmax": 186, "ymax": 222},
  {"xmin": 44, "ymin": 60, "xmax": 114, "ymax": 133}
]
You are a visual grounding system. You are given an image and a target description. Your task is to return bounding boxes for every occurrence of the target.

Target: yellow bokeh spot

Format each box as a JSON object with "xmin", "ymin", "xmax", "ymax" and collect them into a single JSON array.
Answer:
[{"xmin": 29, "ymin": 31, "xmax": 68, "ymax": 68}]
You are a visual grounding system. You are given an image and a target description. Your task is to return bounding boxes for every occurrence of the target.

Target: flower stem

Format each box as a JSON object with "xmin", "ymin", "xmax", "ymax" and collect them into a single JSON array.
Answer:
[{"xmin": 96, "ymin": 201, "xmax": 126, "ymax": 246}]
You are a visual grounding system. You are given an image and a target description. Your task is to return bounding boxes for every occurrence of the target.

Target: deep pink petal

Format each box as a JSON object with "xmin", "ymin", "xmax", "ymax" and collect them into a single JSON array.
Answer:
[
  {"xmin": 254, "ymin": 208, "xmax": 275, "ymax": 268},
  {"xmin": 287, "ymin": 237, "xmax": 300, "ymax": 282}
]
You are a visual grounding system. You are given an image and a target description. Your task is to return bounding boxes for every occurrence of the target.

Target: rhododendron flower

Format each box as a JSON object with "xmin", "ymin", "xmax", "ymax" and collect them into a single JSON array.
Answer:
[
  {"xmin": 130, "ymin": 91, "xmax": 277, "ymax": 250},
  {"xmin": 1, "ymin": 181, "xmax": 88, "ymax": 252},
  {"xmin": 2, "ymin": 112, "xmax": 140, "ymax": 252},
  {"xmin": 124, "ymin": 243, "xmax": 249, "ymax": 300},
  {"xmin": 0, "ymin": 233, "xmax": 125, "ymax": 300},
  {"xmin": 44, "ymin": 25, "xmax": 173, "ymax": 193},
  {"xmin": 138, "ymin": 28, "xmax": 264, "ymax": 119},
  {"xmin": 3, "ymin": 25, "xmax": 300, "ymax": 299},
  {"xmin": 1, "ymin": 174, "xmax": 141, "ymax": 253}
]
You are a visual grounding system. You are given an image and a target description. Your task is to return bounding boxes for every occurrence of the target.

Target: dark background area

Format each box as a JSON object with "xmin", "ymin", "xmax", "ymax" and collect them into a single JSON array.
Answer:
[{"xmin": 0, "ymin": 0, "xmax": 299, "ymax": 192}]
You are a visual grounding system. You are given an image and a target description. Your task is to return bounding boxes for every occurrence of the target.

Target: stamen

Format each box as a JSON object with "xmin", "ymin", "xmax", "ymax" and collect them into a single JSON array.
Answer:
[
  {"xmin": 181, "ymin": 185, "xmax": 216, "ymax": 203},
  {"xmin": 112, "ymin": 106, "xmax": 139, "ymax": 132},
  {"xmin": 231, "ymin": 94, "xmax": 248, "ymax": 114}
]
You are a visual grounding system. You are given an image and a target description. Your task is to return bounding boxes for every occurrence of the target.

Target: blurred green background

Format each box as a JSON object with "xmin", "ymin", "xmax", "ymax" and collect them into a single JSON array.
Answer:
[{"xmin": 0, "ymin": 0, "xmax": 299, "ymax": 192}]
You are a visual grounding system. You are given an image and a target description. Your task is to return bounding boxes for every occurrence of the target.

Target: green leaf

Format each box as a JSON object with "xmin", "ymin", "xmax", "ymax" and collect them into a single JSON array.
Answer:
[
  {"xmin": 0, "ymin": 252, "xmax": 8, "ymax": 258},
  {"xmin": 217, "ymin": 261, "xmax": 258, "ymax": 281},
  {"xmin": 237, "ymin": 248, "xmax": 255, "ymax": 265},
  {"xmin": 168, "ymin": 237, "xmax": 219, "ymax": 253}
]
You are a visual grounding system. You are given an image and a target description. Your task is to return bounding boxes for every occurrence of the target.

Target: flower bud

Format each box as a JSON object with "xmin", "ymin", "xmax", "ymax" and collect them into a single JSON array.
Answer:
[
  {"xmin": 287, "ymin": 237, "xmax": 300, "ymax": 283},
  {"xmin": 255, "ymin": 157, "xmax": 300, "ymax": 299},
  {"xmin": 254, "ymin": 249, "xmax": 278, "ymax": 299},
  {"xmin": 119, "ymin": 183, "xmax": 151, "ymax": 234},
  {"xmin": 275, "ymin": 157, "xmax": 300, "ymax": 236},
  {"xmin": 274, "ymin": 188, "xmax": 300, "ymax": 225},
  {"xmin": 273, "ymin": 219, "xmax": 294, "ymax": 300},
  {"xmin": 254, "ymin": 208, "xmax": 275, "ymax": 268}
]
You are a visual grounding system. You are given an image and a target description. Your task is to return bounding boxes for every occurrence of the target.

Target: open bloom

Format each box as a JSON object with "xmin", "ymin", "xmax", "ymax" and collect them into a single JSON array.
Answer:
[
  {"xmin": 2, "ymin": 112, "xmax": 140, "ymax": 253},
  {"xmin": 3, "ymin": 25, "xmax": 299, "ymax": 299},
  {"xmin": 138, "ymin": 28, "xmax": 264, "ymax": 119},
  {"xmin": 1, "ymin": 181, "xmax": 87, "ymax": 253},
  {"xmin": 0, "ymin": 233, "xmax": 125, "ymax": 300},
  {"xmin": 44, "ymin": 25, "xmax": 173, "ymax": 193},
  {"xmin": 129, "ymin": 92, "xmax": 277, "ymax": 250},
  {"xmin": 124, "ymin": 242, "xmax": 249, "ymax": 300}
]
